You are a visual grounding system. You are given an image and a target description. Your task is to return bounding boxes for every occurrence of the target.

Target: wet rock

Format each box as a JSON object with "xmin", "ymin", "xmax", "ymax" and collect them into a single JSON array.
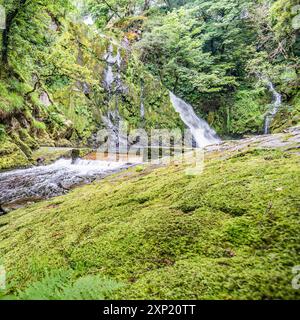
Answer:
[
  {"xmin": 55, "ymin": 139, "xmax": 73, "ymax": 148},
  {"xmin": 0, "ymin": 158, "xmax": 130, "ymax": 212},
  {"xmin": 36, "ymin": 157, "xmax": 46, "ymax": 165},
  {"xmin": 258, "ymin": 136, "xmax": 290, "ymax": 149},
  {"xmin": 0, "ymin": 206, "xmax": 7, "ymax": 216},
  {"xmin": 71, "ymin": 149, "xmax": 80, "ymax": 164},
  {"xmin": 39, "ymin": 91, "xmax": 52, "ymax": 107}
]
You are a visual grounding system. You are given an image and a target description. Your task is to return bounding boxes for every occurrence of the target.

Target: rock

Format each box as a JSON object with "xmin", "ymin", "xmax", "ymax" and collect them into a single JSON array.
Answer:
[
  {"xmin": 36, "ymin": 157, "xmax": 45, "ymax": 165},
  {"xmin": 39, "ymin": 91, "xmax": 52, "ymax": 107},
  {"xmin": 0, "ymin": 206, "xmax": 7, "ymax": 216},
  {"xmin": 55, "ymin": 139, "xmax": 73, "ymax": 148},
  {"xmin": 71, "ymin": 149, "xmax": 80, "ymax": 164}
]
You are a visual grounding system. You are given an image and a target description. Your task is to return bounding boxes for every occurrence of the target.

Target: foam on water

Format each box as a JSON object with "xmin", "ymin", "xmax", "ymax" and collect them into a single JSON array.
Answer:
[{"xmin": 0, "ymin": 158, "xmax": 131, "ymax": 209}]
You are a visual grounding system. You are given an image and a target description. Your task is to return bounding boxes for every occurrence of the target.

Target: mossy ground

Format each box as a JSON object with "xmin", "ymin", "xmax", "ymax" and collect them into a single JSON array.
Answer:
[{"xmin": 0, "ymin": 141, "xmax": 299, "ymax": 299}]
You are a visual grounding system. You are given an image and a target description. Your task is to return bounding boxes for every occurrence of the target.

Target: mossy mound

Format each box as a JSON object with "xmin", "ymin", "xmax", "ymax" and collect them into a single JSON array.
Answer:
[
  {"xmin": 0, "ymin": 139, "xmax": 30, "ymax": 171},
  {"xmin": 0, "ymin": 144, "xmax": 299, "ymax": 299}
]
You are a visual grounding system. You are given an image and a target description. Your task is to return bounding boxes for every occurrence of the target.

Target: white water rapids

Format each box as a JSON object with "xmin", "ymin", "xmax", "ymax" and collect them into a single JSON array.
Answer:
[{"xmin": 0, "ymin": 158, "xmax": 131, "ymax": 211}]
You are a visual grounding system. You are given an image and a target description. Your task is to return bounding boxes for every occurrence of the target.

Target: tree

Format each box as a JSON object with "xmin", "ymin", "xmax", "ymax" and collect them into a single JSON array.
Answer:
[{"xmin": 137, "ymin": 0, "xmax": 254, "ymax": 107}]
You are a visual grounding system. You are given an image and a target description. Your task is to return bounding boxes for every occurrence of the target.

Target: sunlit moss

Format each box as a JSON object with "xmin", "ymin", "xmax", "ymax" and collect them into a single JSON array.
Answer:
[{"xmin": 0, "ymin": 146, "xmax": 299, "ymax": 299}]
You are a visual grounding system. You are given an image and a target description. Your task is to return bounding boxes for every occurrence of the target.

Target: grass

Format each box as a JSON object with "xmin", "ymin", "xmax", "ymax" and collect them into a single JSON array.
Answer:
[{"xmin": 0, "ymin": 147, "xmax": 299, "ymax": 299}]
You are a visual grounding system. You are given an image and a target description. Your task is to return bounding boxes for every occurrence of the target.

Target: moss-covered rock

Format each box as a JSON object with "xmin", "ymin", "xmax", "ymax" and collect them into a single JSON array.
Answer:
[
  {"xmin": 0, "ymin": 131, "xmax": 299, "ymax": 299},
  {"xmin": 0, "ymin": 140, "xmax": 31, "ymax": 171}
]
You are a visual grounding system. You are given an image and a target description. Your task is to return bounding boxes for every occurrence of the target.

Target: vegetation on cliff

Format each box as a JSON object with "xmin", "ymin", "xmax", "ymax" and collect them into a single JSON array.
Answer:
[
  {"xmin": 0, "ymin": 0, "xmax": 299, "ymax": 167},
  {"xmin": 0, "ymin": 0, "xmax": 182, "ymax": 170}
]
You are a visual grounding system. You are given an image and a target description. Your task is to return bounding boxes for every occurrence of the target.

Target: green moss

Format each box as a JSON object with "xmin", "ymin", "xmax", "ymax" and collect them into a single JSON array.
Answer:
[
  {"xmin": 0, "ymin": 147, "xmax": 299, "ymax": 299},
  {"xmin": 213, "ymin": 87, "xmax": 268, "ymax": 136},
  {"xmin": 271, "ymin": 94, "xmax": 300, "ymax": 133},
  {"xmin": 0, "ymin": 140, "xmax": 30, "ymax": 171},
  {"xmin": 31, "ymin": 147, "xmax": 71, "ymax": 165}
]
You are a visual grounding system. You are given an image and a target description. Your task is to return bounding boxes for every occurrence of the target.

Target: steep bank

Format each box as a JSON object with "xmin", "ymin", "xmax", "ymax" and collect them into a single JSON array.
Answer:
[
  {"xmin": 0, "ymin": 127, "xmax": 299, "ymax": 299},
  {"xmin": 0, "ymin": 1, "xmax": 182, "ymax": 171}
]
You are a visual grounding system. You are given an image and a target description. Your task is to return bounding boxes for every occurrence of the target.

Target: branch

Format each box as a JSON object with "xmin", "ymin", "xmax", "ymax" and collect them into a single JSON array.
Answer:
[{"xmin": 101, "ymin": 0, "xmax": 121, "ymax": 18}]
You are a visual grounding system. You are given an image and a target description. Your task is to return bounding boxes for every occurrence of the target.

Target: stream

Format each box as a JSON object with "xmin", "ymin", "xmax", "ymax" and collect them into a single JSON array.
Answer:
[{"xmin": 0, "ymin": 158, "xmax": 132, "ymax": 213}]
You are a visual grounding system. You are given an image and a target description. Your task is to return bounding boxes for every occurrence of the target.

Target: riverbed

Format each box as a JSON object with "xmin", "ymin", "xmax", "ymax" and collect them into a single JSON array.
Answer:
[{"xmin": 0, "ymin": 158, "xmax": 132, "ymax": 213}]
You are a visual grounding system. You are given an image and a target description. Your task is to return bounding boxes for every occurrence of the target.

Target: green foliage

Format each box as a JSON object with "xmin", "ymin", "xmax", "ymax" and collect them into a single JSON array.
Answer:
[
  {"xmin": 32, "ymin": 119, "xmax": 47, "ymax": 132},
  {"xmin": 0, "ymin": 82, "xmax": 24, "ymax": 114},
  {"xmin": 137, "ymin": 0, "xmax": 253, "ymax": 105},
  {"xmin": 217, "ymin": 88, "xmax": 268, "ymax": 135},
  {"xmin": 0, "ymin": 125, "xmax": 6, "ymax": 141},
  {"xmin": 0, "ymin": 139, "xmax": 30, "ymax": 170},
  {"xmin": 135, "ymin": 0, "xmax": 299, "ymax": 134},
  {"xmin": 17, "ymin": 270, "xmax": 123, "ymax": 300}
]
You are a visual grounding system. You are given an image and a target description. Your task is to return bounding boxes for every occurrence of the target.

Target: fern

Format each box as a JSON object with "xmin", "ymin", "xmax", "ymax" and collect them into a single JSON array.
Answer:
[{"xmin": 18, "ymin": 270, "xmax": 123, "ymax": 300}]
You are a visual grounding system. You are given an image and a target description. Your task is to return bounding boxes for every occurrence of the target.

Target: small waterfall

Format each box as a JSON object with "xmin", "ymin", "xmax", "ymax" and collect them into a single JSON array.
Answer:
[
  {"xmin": 104, "ymin": 66, "xmax": 114, "ymax": 90},
  {"xmin": 140, "ymin": 101, "xmax": 145, "ymax": 119},
  {"xmin": 264, "ymin": 80, "xmax": 282, "ymax": 134},
  {"xmin": 140, "ymin": 81, "xmax": 145, "ymax": 119},
  {"xmin": 101, "ymin": 110, "xmax": 128, "ymax": 151},
  {"xmin": 102, "ymin": 44, "xmax": 127, "ymax": 148},
  {"xmin": 169, "ymin": 92, "xmax": 220, "ymax": 148},
  {"xmin": 83, "ymin": 15, "xmax": 94, "ymax": 26}
]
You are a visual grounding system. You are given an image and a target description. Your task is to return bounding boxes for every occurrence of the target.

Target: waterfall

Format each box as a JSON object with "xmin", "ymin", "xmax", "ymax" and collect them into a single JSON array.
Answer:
[
  {"xmin": 140, "ymin": 82, "xmax": 145, "ymax": 119},
  {"xmin": 102, "ymin": 44, "xmax": 127, "ymax": 149},
  {"xmin": 169, "ymin": 92, "xmax": 220, "ymax": 148},
  {"xmin": 83, "ymin": 15, "xmax": 94, "ymax": 26},
  {"xmin": 264, "ymin": 80, "xmax": 282, "ymax": 134},
  {"xmin": 104, "ymin": 66, "xmax": 114, "ymax": 90},
  {"xmin": 103, "ymin": 45, "xmax": 122, "ymax": 93}
]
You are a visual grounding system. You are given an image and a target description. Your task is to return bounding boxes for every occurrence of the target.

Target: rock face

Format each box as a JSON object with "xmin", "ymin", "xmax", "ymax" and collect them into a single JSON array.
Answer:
[
  {"xmin": 0, "ymin": 15, "xmax": 183, "ymax": 171},
  {"xmin": 205, "ymin": 126, "xmax": 300, "ymax": 157},
  {"xmin": 0, "ymin": 206, "xmax": 7, "ymax": 216},
  {"xmin": 39, "ymin": 91, "xmax": 51, "ymax": 107}
]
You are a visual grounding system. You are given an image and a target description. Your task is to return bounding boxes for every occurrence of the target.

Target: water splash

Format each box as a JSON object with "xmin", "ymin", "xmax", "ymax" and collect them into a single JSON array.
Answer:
[{"xmin": 169, "ymin": 92, "xmax": 220, "ymax": 148}]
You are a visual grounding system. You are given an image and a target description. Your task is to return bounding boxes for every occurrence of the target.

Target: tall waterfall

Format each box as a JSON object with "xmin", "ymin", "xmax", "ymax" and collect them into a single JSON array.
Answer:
[
  {"xmin": 264, "ymin": 80, "xmax": 282, "ymax": 134},
  {"xmin": 140, "ymin": 82, "xmax": 145, "ymax": 119},
  {"xmin": 170, "ymin": 92, "xmax": 220, "ymax": 148},
  {"xmin": 102, "ymin": 44, "xmax": 126, "ymax": 149},
  {"xmin": 103, "ymin": 45, "xmax": 122, "ymax": 92}
]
